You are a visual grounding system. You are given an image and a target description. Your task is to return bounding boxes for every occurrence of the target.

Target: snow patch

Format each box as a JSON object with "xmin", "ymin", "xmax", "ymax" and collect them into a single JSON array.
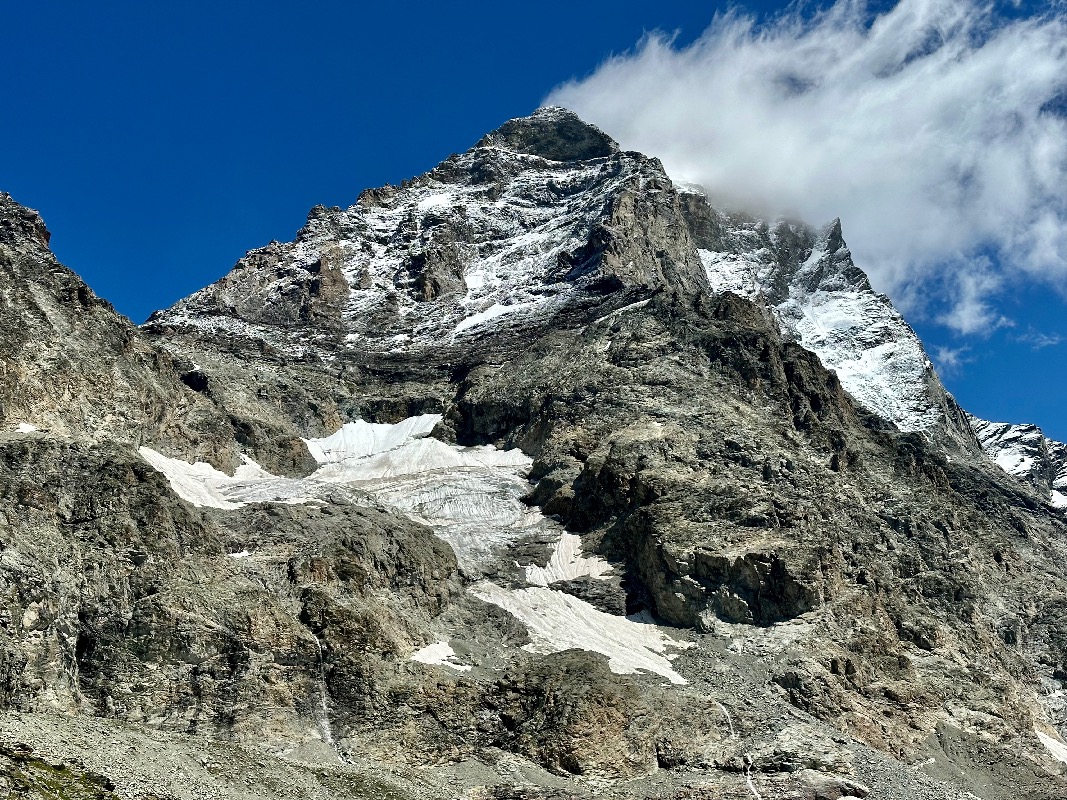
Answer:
[
  {"xmin": 1037, "ymin": 730, "xmax": 1067, "ymax": 765},
  {"xmin": 454, "ymin": 302, "xmax": 523, "ymax": 333},
  {"xmin": 970, "ymin": 417, "xmax": 1067, "ymax": 509},
  {"xmin": 524, "ymin": 533, "xmax": 613, "ymax": 586},
  {"xmin": 699, "ymin": 251, "xmax": 762, "ymax": 300},
  {"xmin": 14, "ymin": 423, "xmax": 37, "ymax": 434},
  {"xmin": 776, "ymin": 288, "xmax": 941, "ymax": 433},
  {"xmin": 139, "ymin": 447, "xmax": 317, "ymax": 508},
  {"xmin": 471, "ymin": 582, "xmax": 690, "ymax": 684},
  {"xmin": 416, "ymin": 193, "xmax": 453, "ymax": 212},
  {"xmin": 410, "ymin": 641, "xmax": 471, "ymax": 672}
]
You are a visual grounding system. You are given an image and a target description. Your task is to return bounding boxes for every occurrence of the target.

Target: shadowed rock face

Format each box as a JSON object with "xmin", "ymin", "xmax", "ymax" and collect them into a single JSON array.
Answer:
[
  {"xmin": 476, "ymin": 106, "xmax": 620, "ymax": 162},
  {"xmin": 2, "ymin": 111, "xmax": 1067, "ymax": 800}
]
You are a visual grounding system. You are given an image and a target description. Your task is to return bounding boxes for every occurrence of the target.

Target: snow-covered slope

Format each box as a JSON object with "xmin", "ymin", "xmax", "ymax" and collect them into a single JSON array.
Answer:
[
  {"xmin": 149, "ymin": 107, "xmax": 701, "ymax": 360},
  {"xmin": 151, "ymin": 107, "xmax": 1032, "ymax": 471},
  {"xmin": 683, "ymin": 191, "xmax": 1064, "ymax": 502},
  {"xmin": 970, "ymin": 416, "xmax": 1067, "ymax": 508},
  {"xmin": 687, "ymin": 202, "xmax": 959, "ymax": 437}
]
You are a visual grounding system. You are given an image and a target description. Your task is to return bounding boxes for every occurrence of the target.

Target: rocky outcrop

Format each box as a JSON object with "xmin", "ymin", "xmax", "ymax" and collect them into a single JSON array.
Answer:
[
  {"xmin": 0, "ymin": 193, "xmax": 319, "ymax": 473},
  {"xmin": 476, "ymin": 106, "xmax": 620, "ymax": 162}
]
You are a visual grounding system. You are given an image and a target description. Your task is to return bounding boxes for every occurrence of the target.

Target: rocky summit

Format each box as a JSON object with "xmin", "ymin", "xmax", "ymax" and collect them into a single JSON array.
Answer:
[{"xmin": 2, "ymin": 107, "xmax": 1066, "ymax": 800}]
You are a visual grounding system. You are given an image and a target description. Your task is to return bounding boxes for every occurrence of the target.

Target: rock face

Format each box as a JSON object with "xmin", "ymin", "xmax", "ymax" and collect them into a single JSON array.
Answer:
[
  {"xmin": 970, "ymin": 415, "xmax": 1067, "ymax": 508},
  {"xmin": 0, "ymin": 193, "xmax": 238, "ymax": 466},
  {"xmin": 0, "ymin": 193, "xmax": 316, "ymax": 474},
  {"xmin": 2, "ymin": 109, "xmax": 1067, "ymax": 800},
  {"xmin": 683, "ymin": 200, "xmax": 977, "ymax": 447}
]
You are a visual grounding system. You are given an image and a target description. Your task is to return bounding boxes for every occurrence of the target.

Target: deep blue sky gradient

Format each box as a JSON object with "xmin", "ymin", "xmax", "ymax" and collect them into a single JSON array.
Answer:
[{"xmin": 2, "ymin": 1, "xmax": 1063, "ymax": 439}]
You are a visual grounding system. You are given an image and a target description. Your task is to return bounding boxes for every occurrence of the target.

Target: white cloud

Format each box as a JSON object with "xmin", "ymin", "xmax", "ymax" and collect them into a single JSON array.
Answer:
[
  {"xmin": 932, "ymin": 344, "xmax": 971, "ymax": 376},
  {"xmin": 934, "ymin": 259, "xmax": 1012, "ymax": 334},
  {"xmin": 546, "ymin": 0, "xmax": 1067, "ymax": 335},
  {"xmin": 1016, "ymin": 328, "xmax": 1064, "ymax": 349}
]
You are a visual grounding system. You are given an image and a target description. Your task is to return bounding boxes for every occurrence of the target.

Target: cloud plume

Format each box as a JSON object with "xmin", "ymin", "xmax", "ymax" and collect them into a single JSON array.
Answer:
[{"xmin": 546, "ymin": 0, "xmax": 1067, "ymax": 334}]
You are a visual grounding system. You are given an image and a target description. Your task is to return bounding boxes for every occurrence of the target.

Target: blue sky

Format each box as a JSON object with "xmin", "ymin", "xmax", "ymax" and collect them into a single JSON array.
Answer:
[{"xmin": 2, "ymin": 1, "xmax": 1064, "ymax": 440}]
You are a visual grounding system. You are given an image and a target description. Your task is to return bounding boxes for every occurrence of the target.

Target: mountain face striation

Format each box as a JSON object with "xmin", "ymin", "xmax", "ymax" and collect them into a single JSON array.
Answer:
[{"xmin": 2, "ymin": 108, "xmax": 1067, "ymax": 800}]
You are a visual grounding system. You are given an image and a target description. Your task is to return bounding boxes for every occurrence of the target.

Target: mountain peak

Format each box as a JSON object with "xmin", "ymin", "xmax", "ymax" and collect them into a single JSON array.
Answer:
[
  {"xmin": 474, "ymin": 106, "xmax": 618, "ymax": 162},
  {"xmin": 0, "ymin": 191, "xmax": 51, "ymax": 249},
  {"xmin": 815, "ymin": 217, "xmax": 845, "ymax": 254}
]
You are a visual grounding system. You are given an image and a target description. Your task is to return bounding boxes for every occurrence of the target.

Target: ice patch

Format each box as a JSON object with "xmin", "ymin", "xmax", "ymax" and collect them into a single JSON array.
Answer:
[
  {"xmin": 137, "ymin": 448, "xmax": 245, "ymax": 510},
  {"xmin": 303, "ymin": 415, "xmax": 441, "ymax": 464},
  {"xmin": 524, "ymin": 533, "xmax": 613, "ymax": 586},
  {"xmin": 410, "ymin": 641, "xmax": 471, "ymax": 672},
  {"xmin": 471, "ymin": 582, "xmax": 690, "ymax": 684},
  {"xmin": 1037, "ymin": 730, "xmax": 1067, "ymax": 765},
  {"xmin": 141, "ymin": 417, "xmax": 536, "ymax": 569},
  {"xmin": 138, "ymin": 447, "xmax": 316, "ymax": 508}
]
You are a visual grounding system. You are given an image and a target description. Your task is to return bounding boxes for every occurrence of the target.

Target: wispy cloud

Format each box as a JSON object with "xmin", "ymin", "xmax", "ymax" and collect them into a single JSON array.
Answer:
[
  {"xmin": 932, "ymin": 345, "xmax": 972, "ymax": 376},
  {"xmin": 547, "ymin": 0, "xmax": 1067, "ymax": 335},
  {"xmin": 1015, "ymin": 328, "xmax": 1064, "ymax": 349},
  {"xmin": 934, "ymin": 259, "xmax": 1012, "ymax": 335}
]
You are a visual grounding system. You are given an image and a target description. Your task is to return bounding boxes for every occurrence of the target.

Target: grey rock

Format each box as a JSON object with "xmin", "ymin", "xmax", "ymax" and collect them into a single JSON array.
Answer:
[{"xmin": 475, "ymin": 106, "xmax": 619, "ymax": 162}]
